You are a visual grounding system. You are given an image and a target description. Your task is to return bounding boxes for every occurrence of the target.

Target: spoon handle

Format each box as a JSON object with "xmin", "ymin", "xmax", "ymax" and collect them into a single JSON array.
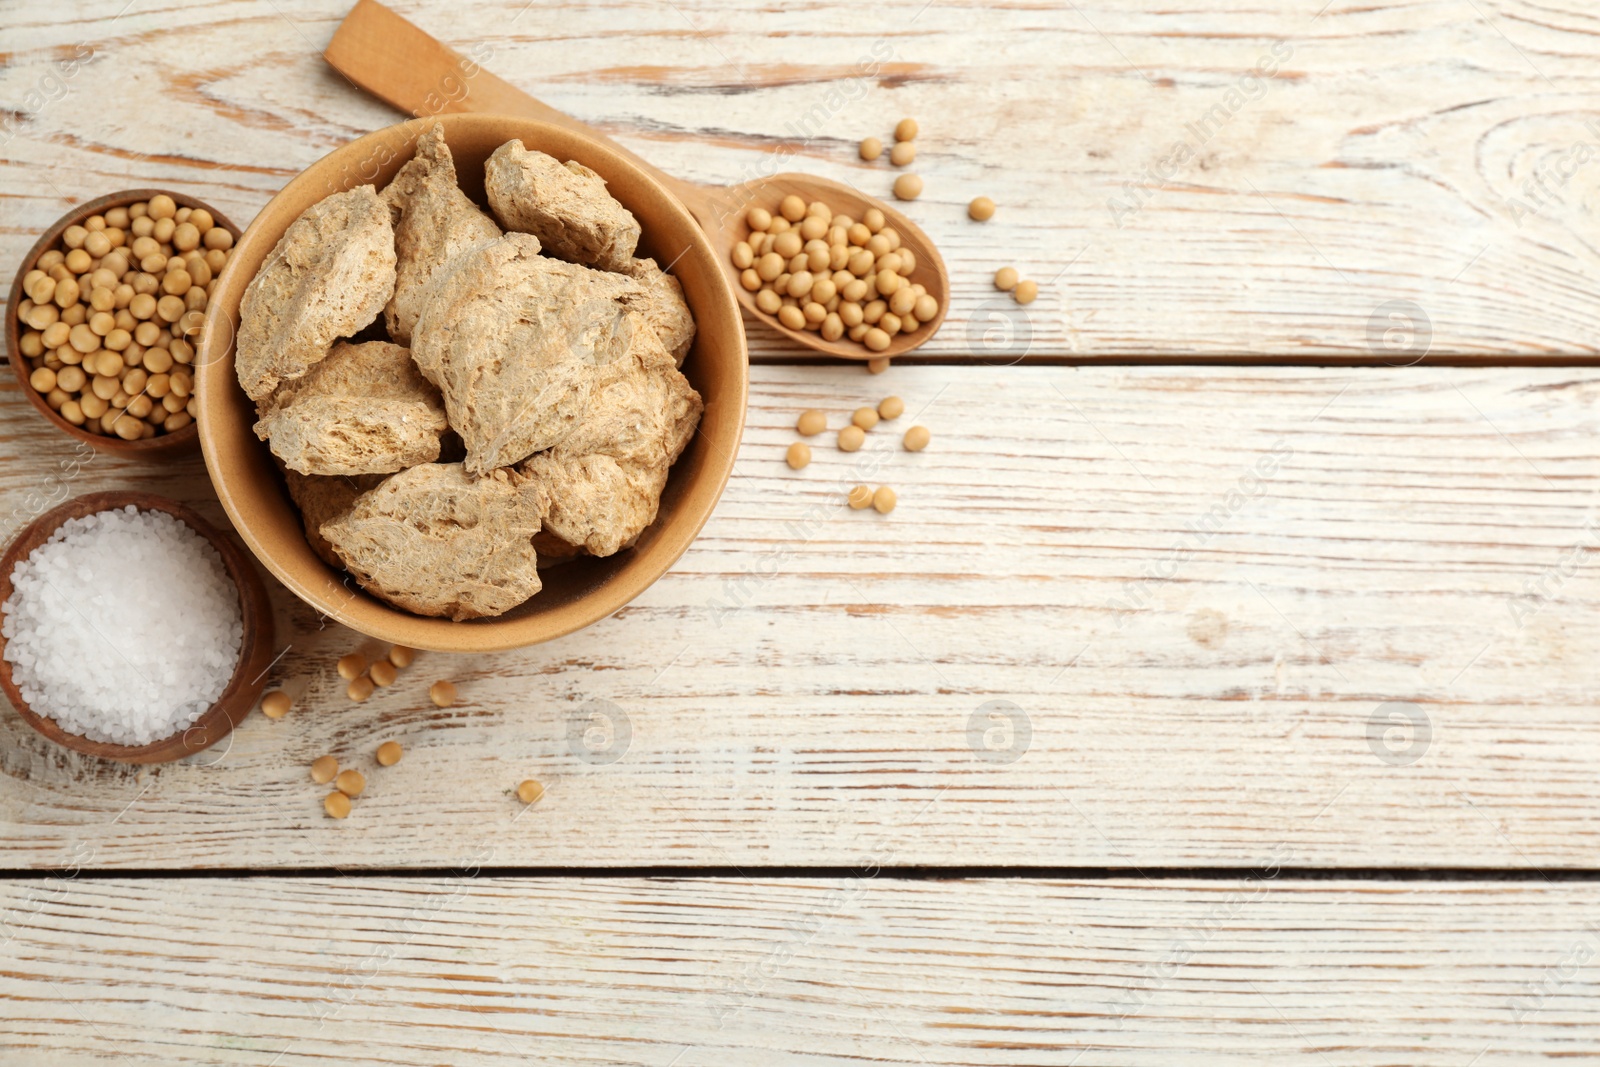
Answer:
[{"xmin": 324, "ymin": 0, "xmax": 733, "ymax": 229}]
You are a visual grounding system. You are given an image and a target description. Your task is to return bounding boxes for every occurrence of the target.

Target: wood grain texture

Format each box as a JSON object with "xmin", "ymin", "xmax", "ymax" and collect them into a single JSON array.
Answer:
[
  {"xmin": 3, "ymin": 365, "xmax": 1600, "ymax": 870},
  {"xmin": 3, "ymin": 875, "xmax": 1599, "ymax": 1064},
  {"xmin": 6, "ymin": 0, "xmax": 1600, "ymax": 358}
]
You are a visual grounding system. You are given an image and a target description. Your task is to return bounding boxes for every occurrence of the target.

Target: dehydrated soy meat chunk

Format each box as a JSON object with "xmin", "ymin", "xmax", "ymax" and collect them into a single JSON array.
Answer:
[
  {"xmin": 520, "ymin": 451, "xmax": 668, "ymax": 559},
  {"xmin": 380, "ymin": 123, "xmax": 502, "ymax": 345},
  {"xmin": 283, "ymin": 469, "xmax": 386, "ymax": 569},
  {"xmin": 254, "ymin": 341, "xmax": 448, "ymax": 476},
  {"xmin": 484, "ymin": 140, "xmax": 641, "ymax": 271},
  {"xmin": 236, "ymin": 185, "xmax": 396, "ymax": 401},
  {"xmin": 554, "ymin": 323, "xmax": 700, "ymax": 469},
  {"xmin": 409, "ymin": 234, "xmax": 649, "ymax": 474},
  {"xmin": 618, "ymin": 256, "xmax": 695, "ymax": 365},
  {"xmin": 517, "ymin": 324, "xmax": 701, "ymax": 557},
  {"xmin": 321, "ymin": 463, "xmax": 549, "ymax": 621}
]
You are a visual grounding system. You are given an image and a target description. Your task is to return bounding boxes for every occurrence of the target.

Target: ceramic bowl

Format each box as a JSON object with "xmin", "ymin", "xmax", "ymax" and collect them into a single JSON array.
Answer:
[{"xmin": 196, "ymin": 113, "xmax": 748, "ymax": 652}]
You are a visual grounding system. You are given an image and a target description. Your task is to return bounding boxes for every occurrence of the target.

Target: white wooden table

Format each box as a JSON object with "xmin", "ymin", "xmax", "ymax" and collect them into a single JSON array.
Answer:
[{"xmin": 4, "ymin": 1, "xmax": 1600, "ymax": 1062}]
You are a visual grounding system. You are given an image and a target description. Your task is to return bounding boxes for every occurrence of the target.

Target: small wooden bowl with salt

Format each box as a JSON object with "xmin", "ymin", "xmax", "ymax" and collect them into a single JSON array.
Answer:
[{"xmin": 0, "ymin": 491, "xmax": 275, "ymax": 763}]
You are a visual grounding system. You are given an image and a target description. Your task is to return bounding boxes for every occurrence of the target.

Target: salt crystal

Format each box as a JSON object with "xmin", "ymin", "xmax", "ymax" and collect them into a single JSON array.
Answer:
[{"xmin": 2, "ymin": 507, "xmax": 244, "ymax": 746}]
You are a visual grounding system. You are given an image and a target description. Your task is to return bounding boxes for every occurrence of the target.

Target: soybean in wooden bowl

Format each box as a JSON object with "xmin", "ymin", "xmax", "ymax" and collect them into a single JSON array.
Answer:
[
  {"xmin": 196, "ymin": 113, "xmax": 749, "ymax": 654},
  {"xmin": 0, "ymin": 491, "xmax": 275, "ymax": 764},
  {"xmin": 6, "ymin": 189, "xmax": 242, "ymax": 458}
]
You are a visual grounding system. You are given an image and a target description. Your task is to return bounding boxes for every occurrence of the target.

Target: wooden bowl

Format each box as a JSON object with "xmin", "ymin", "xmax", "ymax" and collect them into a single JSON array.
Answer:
[
  {"xmin": 0, "ymin": 491, "xmax": 275, "ymax": 763},
  {"xmin": 196, "ymin": 114, "xmax": 749, "ymax": 653},
  {"xmin": 6, "ymin": 189, "xmax": 243, "ymax": 458}
]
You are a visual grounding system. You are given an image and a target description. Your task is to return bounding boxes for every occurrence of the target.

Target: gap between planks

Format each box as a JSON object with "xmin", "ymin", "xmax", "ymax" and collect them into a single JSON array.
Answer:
[{"xmin": 3, "ymin": 864, "xmax": 1600, "ymax": 881}]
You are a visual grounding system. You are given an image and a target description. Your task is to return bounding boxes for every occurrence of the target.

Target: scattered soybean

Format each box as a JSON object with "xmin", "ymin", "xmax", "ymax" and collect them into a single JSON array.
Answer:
[
  {"xmin": 324, "ymin": 792, "xmax": 352, "ymax": 819},
  {"xmin": 311, "ymin": 755, "xmax": 339, "ymax": 784}
]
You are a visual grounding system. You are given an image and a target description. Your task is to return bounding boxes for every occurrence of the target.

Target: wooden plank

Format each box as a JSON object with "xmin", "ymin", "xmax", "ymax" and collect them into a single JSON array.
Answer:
[
  {"xmin": 3, "ymin": 364, "xmax": 1600, "ymax": 870},
  {"xmin": 3, "ymin": 875, "xmax": 1598, "ymax": 1064},
  {"xmin": 6, "ymin": 0, "xmax": 1600, "ymax": 358}
]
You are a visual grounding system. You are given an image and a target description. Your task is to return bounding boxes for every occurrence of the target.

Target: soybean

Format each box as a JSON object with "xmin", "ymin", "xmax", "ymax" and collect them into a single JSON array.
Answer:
[
  {"xmin": 376, "ymin": 741, "xmax": 403, "ymax": 767},
  {"xmin": 311, "ymin": 755, "xmax": 339, "ymax": 784},
  {"xmin": 17, "ymin": 195, "xmax": 231, "ymax": 437},
  {"xmin": 787, "ymin": 441, "xmax": 812, "ymax": 470},
  {"xmin": 731, "ymin": 195, "xmax": 941, "ymax": 355},
  {"xmin": 260, "ymin": 690, "xmax": 292, "ymax": 719}
]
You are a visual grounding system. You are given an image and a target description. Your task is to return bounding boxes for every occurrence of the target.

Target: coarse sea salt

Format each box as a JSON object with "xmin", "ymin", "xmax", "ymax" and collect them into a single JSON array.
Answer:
[{"xmin": 2, "ymin": 505, "xmax": 243, "ymax": 746}]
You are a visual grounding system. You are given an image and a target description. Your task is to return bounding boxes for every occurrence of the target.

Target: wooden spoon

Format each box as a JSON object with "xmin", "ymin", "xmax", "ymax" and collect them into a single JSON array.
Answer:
[{"xmin": 324, "ymin": 0, "xmax": 948, "ymax": 360}]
